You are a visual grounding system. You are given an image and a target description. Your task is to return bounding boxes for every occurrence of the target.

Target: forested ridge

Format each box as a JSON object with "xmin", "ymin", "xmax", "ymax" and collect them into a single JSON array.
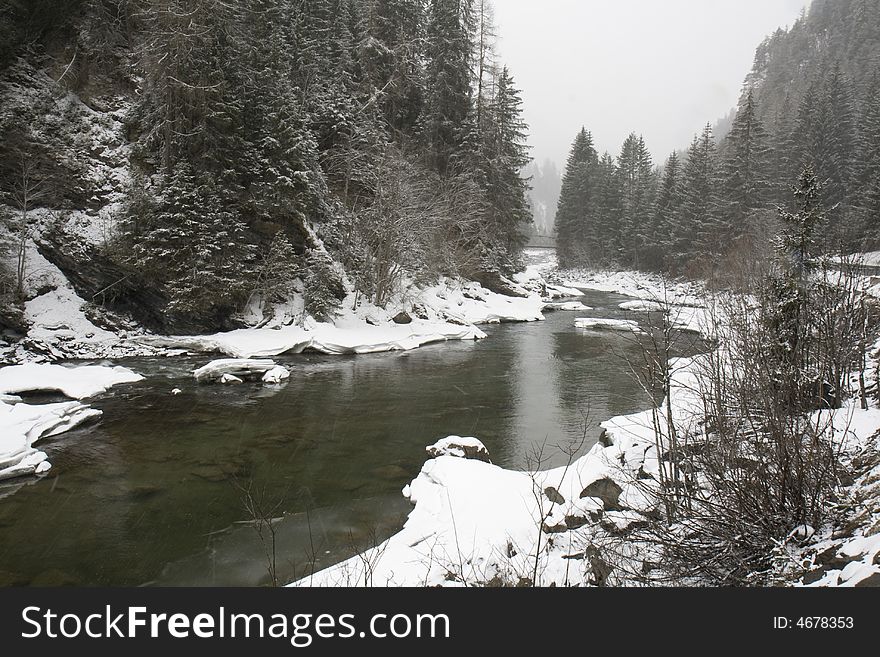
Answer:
[
  {"xmin": 556, "ymin": 0, "xmax": 880, "ymax": 275},
  {"xmin": 0, "ymin": 0, "xmax": 531, "ymax": 333}
]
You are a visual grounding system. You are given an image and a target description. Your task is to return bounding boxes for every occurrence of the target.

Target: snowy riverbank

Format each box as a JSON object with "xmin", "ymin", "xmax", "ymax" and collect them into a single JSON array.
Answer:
[
  {"xmin": 292, "ymin": 270, "xmax": 880, "ymax": 588},
  {"xmin": 0, "ymin": 364, "xmax": 143, "ymax": 482},
  {"xmin": 293, "ymin": 352, "xmax": 880, "ymax": 588},
  {"xmin": 133, "ymin": 274, "xmax": 550, "ymax": 359}
]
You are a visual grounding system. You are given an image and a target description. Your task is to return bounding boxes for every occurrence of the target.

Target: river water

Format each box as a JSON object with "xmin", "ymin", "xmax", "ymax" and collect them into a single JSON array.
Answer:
[{"xmin": 0, "ymin": 265, "xmax": 689, "ymax": 586}]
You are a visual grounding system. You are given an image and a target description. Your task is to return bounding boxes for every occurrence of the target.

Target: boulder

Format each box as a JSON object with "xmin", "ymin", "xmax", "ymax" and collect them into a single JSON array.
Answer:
[
  {"xmin": 426, "ymin": 436, "xmax": 491, "ymax": 463},
  {"xmin": 579, "ymin": 478, "xmax": 625, "ymax": 511},
  {"xmin": 262, "ymin": 366, "xmax": 291, "ymax": 384},
  {"xmin": 194, "ymin": 359, "xmax": 276, "ymax": 383},
  {"xmin": 392, "ymin": 311, "xmax": 413, "ymax": 325}
]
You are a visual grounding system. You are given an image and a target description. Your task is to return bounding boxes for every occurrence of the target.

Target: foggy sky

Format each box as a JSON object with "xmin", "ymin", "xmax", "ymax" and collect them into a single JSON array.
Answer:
[{"xmin": 492, "ymin": 0, "xmax": 808, "ymax": 168}]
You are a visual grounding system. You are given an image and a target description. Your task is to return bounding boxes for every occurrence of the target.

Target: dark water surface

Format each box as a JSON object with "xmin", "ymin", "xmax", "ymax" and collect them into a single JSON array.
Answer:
[{"xmin": 0, "ymin": 284, "xmax": 678, "ymax": 586}]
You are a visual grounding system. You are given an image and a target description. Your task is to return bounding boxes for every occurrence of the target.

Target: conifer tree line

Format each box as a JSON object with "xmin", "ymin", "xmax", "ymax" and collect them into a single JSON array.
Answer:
[
  {"xmin": 557, "ymin": 0, "xmax": 880, "ymax": 274},
  {"xmin": 0, "ymin": 0, "xmax": 532, "ymax": 331}
]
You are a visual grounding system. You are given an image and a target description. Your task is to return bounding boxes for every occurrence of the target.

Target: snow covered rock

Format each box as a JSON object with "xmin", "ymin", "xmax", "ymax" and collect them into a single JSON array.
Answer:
[
  {"xmin": 262, "ymin": 366, "xmax": 291, "ymax": 384},
  {"xmin": 544, "ymin": 301, "xmax": 593, "ymax": 312},
  {"xmin": 193, "ymin": 359, "xmax": 277, "ymax": 383},
  {"xmin": 619, "ymin": 300, "xmax": 665, "ymax": 312},
  {"xmin": 0, "ymin": 363, "xmax": 143, "ymax": 399},
  {"xmin": 574, "ymin": 317, "xmax": 641, "ymax": 333},
  {"xmin": 426, "ymin": 436, "xmax": 491, "ymax": 463}
]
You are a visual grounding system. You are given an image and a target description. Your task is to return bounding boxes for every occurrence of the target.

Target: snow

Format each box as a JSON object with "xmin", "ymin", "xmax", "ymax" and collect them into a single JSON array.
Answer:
[
  {"xmin": 0, "ymin": 363, "xmax": 142, "ymax": 481},
  {"xmin": 0, "ymin": 400, "xmax": 101, "ymax": 481},
  {"xmin": 193, "ymin": 358, "xmax": 278, "ymax": 383},
  {"xmin": 561, "ymin": 269, "xmax": 705, "ymax": 308},
  {"xmin": 575, "ymin": 317, "xmax": 642, "ymax": 333},
  {"xmin": 0, "ymin": 363, "xmax": 143, "ymax": 399},
  {"xmin": 417, "ymin": 278, "xmax": 545, "ymax": 324},
  {"xmin": 425, "ymin": 436, "xmax": 491, "ymax": 462},
  {"xmin": 141, "ymin": 320, "xmax": 488, "ymax": 359},
  {"xmin": 619, "ymin": 300, "xmax": 665, "ymax": 312},
  {"xmin": 544, "ymin": 301, "xmax": 593, "ymax": 312},
  {"xmin": 262, "ymin": 366, "xmax": 291, "ymax": 384}
]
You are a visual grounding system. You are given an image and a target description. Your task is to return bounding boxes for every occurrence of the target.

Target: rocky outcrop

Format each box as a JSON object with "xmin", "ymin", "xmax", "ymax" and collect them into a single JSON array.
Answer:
[{"xmin": 35, "ymin": 225, "xmax": 168, "ymax": 333}]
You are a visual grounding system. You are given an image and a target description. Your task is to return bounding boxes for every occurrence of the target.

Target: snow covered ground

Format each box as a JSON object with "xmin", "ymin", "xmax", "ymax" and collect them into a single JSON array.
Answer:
[{"xmin": 0, "ymin": 363, "xmax": 142, "ymax": 481}]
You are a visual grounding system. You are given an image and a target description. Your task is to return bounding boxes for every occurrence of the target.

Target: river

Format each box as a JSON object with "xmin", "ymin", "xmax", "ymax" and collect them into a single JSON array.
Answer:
[{"xmin": 0, "ymin": 265, "xmax": 694, "ymax": 586}]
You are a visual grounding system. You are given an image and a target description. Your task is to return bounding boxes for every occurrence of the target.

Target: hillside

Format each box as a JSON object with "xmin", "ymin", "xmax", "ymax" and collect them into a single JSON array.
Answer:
[{"xmin": 0, "ymin": 1, "xmax": 533, "ymax": 355}]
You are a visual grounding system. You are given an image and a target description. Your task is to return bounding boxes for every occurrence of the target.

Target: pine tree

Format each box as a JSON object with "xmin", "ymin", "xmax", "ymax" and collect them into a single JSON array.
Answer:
[
  {"xmin": 423, "ymin": 0, "xmax": 475, "ymax": 175},
  {"xmin": 719, "ymin": 89, "xmax": 772, "ymax": 241},
  {"xmin": 652, "ymin": 151, "xmax": 683, "ymax": 269},
  {"xmin": 481, "ymin": 66, "xmax": 531, "ymax": 265},
  {"xmin": 853, "ymin": 75, "xmax": 880, "ymax": 245},
  {"xmin": 589, "ymin": 152, "xmax": 623, "ymax": 264},
  {"xmin": 362, "ymin": 0, "xmax": 427, "ymax": 137},
  {"xmin": 133, "ymin": 163, "xmax": 255, "ymax": 326},
  {"xmin": 615, "ymin": 133, "xmax": 655, "ymax": 267},
  {"xmin": 555, "ymin": 128, "xmax": 598, "ymax": 267},
  {"xmin": 673, "ymin": 124, "xmax": 721, "ymax": 269}
]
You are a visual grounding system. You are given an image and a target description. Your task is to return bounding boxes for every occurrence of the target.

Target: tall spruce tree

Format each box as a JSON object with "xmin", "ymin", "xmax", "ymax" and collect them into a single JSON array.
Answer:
[
  {"xmin": 424, "ymin": 0, "xmax": 475, "ymax": 175},
  {"xmin": 481, "ymin": 66, "xmax": 531, "ymax": 263},
  {"xmin": 673, "ymin": 124, "xmax": 721, "ymax": 269},
  {"xmin": 652, "ymin": 151, "xmax": 683, "ymax": 270},
  {"xmin": 555, "ymin": 128, "xmax": 598, "ymax": 267},
  {"xmin": 616, "ymin": 133, "xmax": 655, "ymax": 267},
  {"xmin": 719, "ymin": 89, "xmax": 772, "ymax": 241}
]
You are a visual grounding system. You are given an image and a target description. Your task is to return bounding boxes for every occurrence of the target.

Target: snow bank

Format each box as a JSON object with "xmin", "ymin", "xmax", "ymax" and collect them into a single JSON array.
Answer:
[
  {"xmin": 0, "ymin": 363, "xmax": 143, "ymax": 481},
  {"xmin": 417, "ymin": 278, "xmax": 545, "ymax": 325},
  {"xmin": 141, "ymin": 320, "xmax": 487, "ymax": 359},
  {"xmin": 0, "ymin": 401, "xmax": 101, "ymax": 481},
  {"xmin": 562, "ymin": 269, "xmax": 706, "ymax": 308},
  {"xmin": 0, "ymin": 363, "xmax": 143, "ymax": 399}
]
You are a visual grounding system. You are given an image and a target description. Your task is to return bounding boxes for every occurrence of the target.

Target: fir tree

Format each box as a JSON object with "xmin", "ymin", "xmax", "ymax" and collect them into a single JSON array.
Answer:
[
  {"xmin": 616, "ymin": 133, "xmax": 655, "ymax": 267},
  {"xmin": 481, "ymin": 66, "xmax": 531, "ymax": 264},
  {"xmin": 673, "ymin": 124, "xmax": 721, "ymax": 269},
  {"xmin": 424, "ymin": 0, "xmax": 475, "ymax": 175},
  {"xmin": 555, "ymin": 128, "xmax": 597, "ymax": 267},
  {"xmin": 652, "ymin": 151, "xmax": 683, "ymax": 269},
  {"xmin": 719, "ymin": 89, "xmax": 772, "ymax": 240}
]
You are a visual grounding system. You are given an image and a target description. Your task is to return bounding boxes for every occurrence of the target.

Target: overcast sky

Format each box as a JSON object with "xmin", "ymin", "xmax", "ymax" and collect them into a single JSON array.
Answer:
[{"xmin": 492, "ymin": 0, "xmax": 808, "ymax": 168}]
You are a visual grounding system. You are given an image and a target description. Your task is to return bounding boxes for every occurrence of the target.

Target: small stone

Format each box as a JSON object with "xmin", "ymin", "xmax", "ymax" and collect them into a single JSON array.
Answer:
[{"xmin": 544, "ymin": 486, "xmax": 565, "ymax": 505}]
